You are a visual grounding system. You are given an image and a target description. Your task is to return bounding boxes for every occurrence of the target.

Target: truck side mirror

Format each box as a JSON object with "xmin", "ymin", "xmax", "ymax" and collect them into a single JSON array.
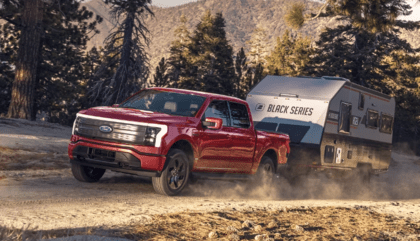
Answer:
[
  {"xmin": 112, "ymin": 104, "xmax": 120, "ymax": 107},
  {"xmin": 202, "ymin": 117, "xmax": 223, "ymax": 130}
]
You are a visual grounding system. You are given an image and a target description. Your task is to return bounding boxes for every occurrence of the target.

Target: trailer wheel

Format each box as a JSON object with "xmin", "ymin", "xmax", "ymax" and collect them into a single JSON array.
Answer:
[
  {"xmin": 255, "ymin": 156, "xmax": 275, "ymax": 183},
  {"xmin": 357, "ymin": 165, "xmax": 371, "ymax": 184},
  {"xmin": 71, "ymin": 163, "xmax": 106, "ymax": 183},
  {"xmin": 152, "ymin": 149, "xmax": 190, "ymax": 196}
]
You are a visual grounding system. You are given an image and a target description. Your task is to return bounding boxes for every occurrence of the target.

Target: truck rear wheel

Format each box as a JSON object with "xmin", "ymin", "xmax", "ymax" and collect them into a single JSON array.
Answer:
[
  {"xmin": 71, "ymin": 163, "xmax": 106, "ymax": 183},
  {"xmin": 255, "ymin": 156, "xmax": 275, "ymax": 183},
  {"xmin": 152, "ymin": 149, "xmax": 190, "ymax": 196}
]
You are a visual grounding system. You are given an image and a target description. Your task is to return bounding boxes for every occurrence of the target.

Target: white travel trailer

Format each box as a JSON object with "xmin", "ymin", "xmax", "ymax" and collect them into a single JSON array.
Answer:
[{"xmin": 247, "ymin": 76, "xmax": 395, "ymax": 180}]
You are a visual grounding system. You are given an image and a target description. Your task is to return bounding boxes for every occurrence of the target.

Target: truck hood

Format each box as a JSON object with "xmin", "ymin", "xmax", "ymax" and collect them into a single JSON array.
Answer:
[{"xmin": 78, "ymin": 106, "xmax": 188, "ymax": 125}]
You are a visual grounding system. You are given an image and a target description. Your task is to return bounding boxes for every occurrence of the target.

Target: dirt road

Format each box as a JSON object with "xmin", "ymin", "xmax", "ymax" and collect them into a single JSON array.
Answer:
[
  {"xmin": 1, "ymin": 118, "xmax": 420, "ymax": 240},
  {"xmin": 1, "ymin": 151, "xmax": 420, "ymax": 232}
]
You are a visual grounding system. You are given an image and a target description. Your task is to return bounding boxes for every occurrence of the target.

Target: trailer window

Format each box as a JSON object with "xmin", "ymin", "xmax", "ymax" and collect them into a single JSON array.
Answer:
[
  {"xmin": 254, "ymin": 122, "xmax": 278, "ymax": 132},
  {"xmin": 358, "ymin": 93, "xmax": 365, "ymax": 110},
  {"xmin": 366, "ymin": 110, "xmax": 379, "ymax": 128},
  {"xmin": 229, "ymin": 102, "xmax": 250, "ymax": 128},
  {"xmin": 203, "ymin": 101, "xmax": 231, "ymax": 127},
  {"xmin": 339, "ymin": 102, "xmax": 352, "ymax": 133},
  {"xmin": 380, "ymin": 114, "xmax": 393, "ymax": 134}
]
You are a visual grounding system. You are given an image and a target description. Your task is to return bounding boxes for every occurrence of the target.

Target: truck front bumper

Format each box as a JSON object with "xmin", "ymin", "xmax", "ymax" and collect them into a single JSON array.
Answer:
[{"xmin": 68, "ymin": 137, "xmax": 166, "ymax": 175}]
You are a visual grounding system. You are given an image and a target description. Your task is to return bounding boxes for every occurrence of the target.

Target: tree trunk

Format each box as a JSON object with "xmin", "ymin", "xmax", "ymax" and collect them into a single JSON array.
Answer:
[
  {"xmin": 7, "ymin": 0, "xmax": 44, "ymax": 120},
  {"xmin": 113, "ymin": 12, "xmax": 134, "ymax": 104}
]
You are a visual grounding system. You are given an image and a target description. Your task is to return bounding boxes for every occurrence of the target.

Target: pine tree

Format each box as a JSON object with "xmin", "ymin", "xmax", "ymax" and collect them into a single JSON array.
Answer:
[
  {"xmin": 0, "ymin": 62, "xmax": 14, "ymax": 116},
  {"xmin": 90, "ymin": 0, "xmax": 153, "ymax": 105},
  {"xmin": 246, "ymin": 26, "xmax": 269, "ymax": 69},
  {"xmin": 2, "ymin": 0, "xmax": 44, "ymax": 120},
  {"xmin": 266, "ymin": 30, "xmax": 294, "ymax": 76},
  {"xmin": 181, "ymin": 11, "xmax": 235, "ymax": 95},
  {"xmin": 286, "ymin": 0, "xmax": 420, "ymax": 149},
  {"xmin": 0, "ymin": 0, "xmax": 101, "ymax": 123},
  {"xmin": 168, "ymin": 14, "xmax": 191, "ymax": 88},
  {"xmin": 152, "ymin": 57, "xmax": 170, "ymax": 87},
  {"xmin": 234, "ymin": 47, "xmax": 250, "ymax": 99},
  {"xmin": 266, "ymin": 30, "xmax": 312, "ymax": 76}
]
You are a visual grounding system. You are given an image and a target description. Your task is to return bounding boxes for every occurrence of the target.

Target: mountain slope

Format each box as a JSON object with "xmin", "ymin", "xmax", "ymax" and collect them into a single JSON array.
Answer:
[{"xmin": 82, "ymin": 0, "xmax": 420, "ymax": 73}]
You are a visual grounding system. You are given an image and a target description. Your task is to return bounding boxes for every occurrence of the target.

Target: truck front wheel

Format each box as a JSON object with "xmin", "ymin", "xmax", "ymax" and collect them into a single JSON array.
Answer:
[
  {"xmin": 152, "ymin": 149, "xmax": 190, "ymax": 196},
  {"xmin": 71, "ymin": 163, "xmax": 106, "ymax": 183}
]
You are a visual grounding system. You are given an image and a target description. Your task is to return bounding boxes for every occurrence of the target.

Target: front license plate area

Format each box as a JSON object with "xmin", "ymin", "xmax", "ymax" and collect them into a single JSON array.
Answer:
[{"xmin": 88, "ymin": 148, "xmax": 116, "ymax": 162}]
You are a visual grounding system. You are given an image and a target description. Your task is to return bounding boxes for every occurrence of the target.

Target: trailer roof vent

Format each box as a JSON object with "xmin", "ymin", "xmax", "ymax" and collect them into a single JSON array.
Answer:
[
  {"xmin": 279, "ymin": 93, "xmax": 299, "ymax": 98},
  {"xmin": 321, "ymin": 76, "xmax": 350, "ymax": 82}
]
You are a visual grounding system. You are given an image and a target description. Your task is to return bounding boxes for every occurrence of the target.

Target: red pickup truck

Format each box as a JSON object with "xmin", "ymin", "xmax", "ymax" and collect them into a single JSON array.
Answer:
[{"xmin": 68, "ymin": 88, "xmax": 290, "ymax": 196}]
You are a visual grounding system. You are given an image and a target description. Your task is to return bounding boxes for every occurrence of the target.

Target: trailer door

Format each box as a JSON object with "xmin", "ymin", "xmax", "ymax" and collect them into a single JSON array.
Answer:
[{"xmin": 339, "ymin": 102, "xmax": 352, "ymax": 134}]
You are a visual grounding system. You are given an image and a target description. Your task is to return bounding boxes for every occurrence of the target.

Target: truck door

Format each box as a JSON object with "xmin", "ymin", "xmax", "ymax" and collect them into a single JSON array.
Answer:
[
  {"xmin": 196, "ymin": 100, "xmax": 232, "ymax": 171},
  {"xmin": 224, "ymin": 101, "xmax": 256, "ymax": 173}
]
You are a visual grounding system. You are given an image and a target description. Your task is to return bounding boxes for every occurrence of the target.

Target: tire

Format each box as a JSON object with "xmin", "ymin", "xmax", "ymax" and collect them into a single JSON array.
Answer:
[
  {"xmin": 358, "ymin": 166, "xmax": 371, "ymax": 184},
  {"xmin": 152, "ymin": 149, "xmax": 190, "ymax": 196},
  {"xmin": 71, "ymin": 163, "xmax": 106, "ymax": 183},
  {"xmin": 255, "ymin": 156, "xmax": 275, "ymax": 184}
]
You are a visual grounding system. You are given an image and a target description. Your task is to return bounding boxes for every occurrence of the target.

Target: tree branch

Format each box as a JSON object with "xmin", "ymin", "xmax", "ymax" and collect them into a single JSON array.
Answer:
[
  {"xmin": 0, "ymin": 14, "xmax": 23, "ymax": 27},
  {"xmin": 308, "ymin": 2, "xmax": 328, "ymax": 21}
]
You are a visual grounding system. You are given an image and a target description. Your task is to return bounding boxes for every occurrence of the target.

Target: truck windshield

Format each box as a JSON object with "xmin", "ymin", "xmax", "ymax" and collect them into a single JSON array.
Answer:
[{"xmin": 119, "ymin": 90, "xmax": 206, "ymax": 117}]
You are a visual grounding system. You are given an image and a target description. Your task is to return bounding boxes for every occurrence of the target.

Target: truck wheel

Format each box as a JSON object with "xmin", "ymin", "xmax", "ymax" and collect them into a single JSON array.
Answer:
[
  {"xmin": 256, "ymin": 156, "xmax": 275, "ymax": 183},
  {"xmin": 152, "ymin": 149, "xmax": 190, "ymax": 196},
  {"xmin": 71, "ymin": 163, "xmax": 106, "ymax": 183}
]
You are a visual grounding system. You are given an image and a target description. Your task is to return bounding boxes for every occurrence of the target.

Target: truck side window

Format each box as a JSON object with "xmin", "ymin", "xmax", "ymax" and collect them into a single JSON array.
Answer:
[
  {"xmin": 339, "ymin": 102, "xmax": 352, "ymax": 133},
  {"xmin": 358, "ymin": 93, "xmax": 365, "ymax": 110},
  {"xmin": 229, "ymin": 102, "xmax": 250, "ymax": 128},
  {"xmin": 203, "ymin": 101, "xmax": 231, "ymax": 127},
  {"xmin": 366, "ymin": 109, "xmax": 379, "ymax": 128},
  {"xmin": 380, "ymin": 113, "xmax": 394, "ymax": 134}
]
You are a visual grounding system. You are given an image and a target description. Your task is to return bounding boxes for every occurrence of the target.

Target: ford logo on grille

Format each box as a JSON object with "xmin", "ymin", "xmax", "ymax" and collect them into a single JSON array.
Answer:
[{"xmin": 99, "ymin": 125, "xmax": 113, "ymax": 133}]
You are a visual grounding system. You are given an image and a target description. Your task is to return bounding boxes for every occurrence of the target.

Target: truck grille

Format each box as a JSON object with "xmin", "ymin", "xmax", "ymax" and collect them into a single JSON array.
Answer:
[{"xmin": 74, "ymin": 117, "xmax": 147, "ymax": 145}]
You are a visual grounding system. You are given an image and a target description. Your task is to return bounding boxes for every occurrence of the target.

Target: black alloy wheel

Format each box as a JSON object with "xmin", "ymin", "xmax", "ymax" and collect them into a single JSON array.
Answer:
[
  {"xmin": 167, "ymin": 158, "xmax": 187, "ymax": 190},
  {"xmin": 152, "ymin": 149, "xmax": 190, "ymax": 196},
  {"xmin": 71, "ymin": 163, "xmax": 106, "ymax": 183}
]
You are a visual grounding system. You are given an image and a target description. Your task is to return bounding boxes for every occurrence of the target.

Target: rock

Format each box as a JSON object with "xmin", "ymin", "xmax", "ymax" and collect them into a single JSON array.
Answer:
[
  {"xmin": 254, "ymin": 234, "xmax": 268, "ymax": 241},
  {"xmin": 226, "ymin": 226, "xmax": 238, "ymax": 233},
  {"xmin": 254, "ymin": 225, "xmax": 264, "ymax": 232},
  {"xmin": 291, "ymin": 224, "xmax": 304, "ymax": 232},
  {"xmin": 242, "ymin": 220, "xmax": 255, "ymax": 228},
  {"xmin": 229, "ymin": 233, "xmax": 241, "ymax": 241},
  {"xmin": 274, "ymin": 233, "xmax": 281, "ymax": 239},
  {"xmin": 352, "ymin": 236, "xmax": 362, "ymax": 241},
  {"xmin": 208, "ymin": 231, "xmax": 218, "ymax": 239},
  {"xmin": 267, "ymin": 221, "xmax": 277, "ymax": 229}
]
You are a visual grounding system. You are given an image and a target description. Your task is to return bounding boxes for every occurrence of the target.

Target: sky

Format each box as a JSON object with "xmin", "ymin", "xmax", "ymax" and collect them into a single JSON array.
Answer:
[{"xmin": 153, "ymin": 0, "xmax": 198, "ymax": 8}]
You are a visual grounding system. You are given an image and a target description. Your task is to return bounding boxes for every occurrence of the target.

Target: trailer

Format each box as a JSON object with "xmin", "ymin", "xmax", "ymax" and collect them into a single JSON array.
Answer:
[{"xmin": 246, "ymin": 75, "xmax": 395, "ymax": 181}]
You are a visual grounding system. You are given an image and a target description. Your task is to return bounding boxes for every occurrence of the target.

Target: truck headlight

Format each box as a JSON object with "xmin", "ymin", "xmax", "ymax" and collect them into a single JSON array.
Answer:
[
  {"xmin": 144, "ymin": 127, "xmax": 161, "ymax": 146},
  {"xmin": 72, "ymin": 117, "xmax": 81, "ymax": 135}
]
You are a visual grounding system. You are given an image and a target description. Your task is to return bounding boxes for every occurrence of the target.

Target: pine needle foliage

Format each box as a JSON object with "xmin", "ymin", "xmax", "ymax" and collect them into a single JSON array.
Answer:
[
  {"xmin": 0, "ymin": 0, "xmax": 102, "ymax": 124},
  {"xmin": 297, "ymin": 0, "xmax": 420, "ymax": 148},
  {"xmin": 90, "ymin": 0, "xmax": 153, "ymax": 106},
  {"xmin": 168, "ymin": 14, "xmax": 191, "ymax": 89},
  {"xmin": 152, "ymin": 57, "xmax": 170, "ymax": 87},
  {"xmin": 168, "ymin": 11, "xmax": 235, "ymax": 96}
]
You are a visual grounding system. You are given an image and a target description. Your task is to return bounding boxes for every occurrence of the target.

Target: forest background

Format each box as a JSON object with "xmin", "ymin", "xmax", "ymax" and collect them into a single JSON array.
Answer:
[{"xmin": 0, "ymin": 0, "xmax": 419, "ymax": 153}]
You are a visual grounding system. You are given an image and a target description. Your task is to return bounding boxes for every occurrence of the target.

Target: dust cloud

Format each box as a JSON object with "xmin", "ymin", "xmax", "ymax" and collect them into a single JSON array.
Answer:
[{"xmin": 185, "ymin": 152, "xmax": 420, "ymax": 201}]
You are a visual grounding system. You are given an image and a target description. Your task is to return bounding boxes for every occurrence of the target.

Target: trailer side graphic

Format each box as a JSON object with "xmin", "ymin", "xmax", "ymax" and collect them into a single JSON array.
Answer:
[{"xmin": 247, "ymin": 76, "xmax": 395, "ymax": 176}]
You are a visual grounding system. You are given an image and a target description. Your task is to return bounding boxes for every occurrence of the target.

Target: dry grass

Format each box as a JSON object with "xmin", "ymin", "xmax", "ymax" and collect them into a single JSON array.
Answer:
[
  {"xmin": 0, "ymin": 147, "xmax": 70, "ymax": 171},
  {"xmin": 0, "ymin": 207, "xmax": 419, "ymax": 240},
  {"xmin": 0, "ymin": 225, "xmax": 99, "ymax": 241},
  {"xmin": 128, "ymin": 207, "xmax": 420, "ymax": 240}
]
